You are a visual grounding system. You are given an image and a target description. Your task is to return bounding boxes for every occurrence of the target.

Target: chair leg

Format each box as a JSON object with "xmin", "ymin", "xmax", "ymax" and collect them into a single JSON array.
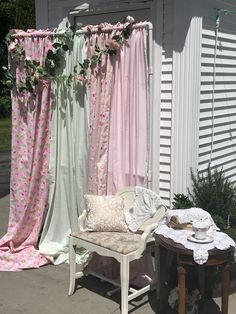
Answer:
[
  {"xmin": 120, "ymin": 256, "xmax": 129, "ymax": 314},
  {"xmin": 68, "ymin": 240, "xmax": 77, "ymax": 296}
]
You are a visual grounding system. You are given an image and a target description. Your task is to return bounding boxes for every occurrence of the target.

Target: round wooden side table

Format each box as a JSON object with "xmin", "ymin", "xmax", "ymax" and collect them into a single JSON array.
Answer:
[{"xmin": 155, "ymin": 234, "xmax": 233, "ymax": 314}]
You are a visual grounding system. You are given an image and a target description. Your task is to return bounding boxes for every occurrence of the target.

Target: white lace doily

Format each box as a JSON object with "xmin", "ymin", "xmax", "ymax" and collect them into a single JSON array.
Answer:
[
  {"xmin": 163, "ymin": 208, "xmax": 218, "ymax": 229},
  {"xmin": 155, "ymin": 225, "xmax": 236, "ymax": 264},
  {"xmin": 125, "ymin": 186, "xmax": 164, "ymax": 232}
]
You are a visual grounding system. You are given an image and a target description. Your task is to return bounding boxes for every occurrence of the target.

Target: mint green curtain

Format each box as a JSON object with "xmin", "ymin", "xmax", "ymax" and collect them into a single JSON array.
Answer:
[{"xmin": 39, "ymin": 34, "xmax": 89, "ymax": 262}]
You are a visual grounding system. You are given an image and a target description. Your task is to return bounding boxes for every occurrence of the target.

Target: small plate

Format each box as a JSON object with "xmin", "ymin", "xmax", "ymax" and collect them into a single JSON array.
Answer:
[{"xmin": 187, "ymin": 234, "xmax": 214, "ymax": 244}]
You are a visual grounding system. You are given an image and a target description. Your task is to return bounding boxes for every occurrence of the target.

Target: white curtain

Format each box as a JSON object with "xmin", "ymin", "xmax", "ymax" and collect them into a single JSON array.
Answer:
[{"xmin": 39, "ymin": 34, "xmax": 89, "ymax": 263}]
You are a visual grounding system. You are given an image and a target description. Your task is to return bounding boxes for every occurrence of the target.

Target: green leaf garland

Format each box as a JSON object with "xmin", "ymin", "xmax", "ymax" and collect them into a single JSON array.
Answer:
[{"xmin": 2, "ymin": 18, "xmax": 136, "ymax": 94}]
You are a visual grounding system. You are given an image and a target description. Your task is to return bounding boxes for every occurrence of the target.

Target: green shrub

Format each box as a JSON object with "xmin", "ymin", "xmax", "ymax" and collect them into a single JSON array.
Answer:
[
  {"xmin": 211, "ymin": 214, "xmax": 226, "ymax": 230},
  {"xmin": 189, "ymin": 168, "xmax": 236, "ymax": 222},
  {"xmin": 0, "ymin": 94, "xmax": 11, "ymax": 118},
  {"xmin": 0, "ymin": 1, "xmax": 35, "ymax": 119},
  {"xmin": 172, "ymin": 193, "xmax": 194, "ymax": 209},
  {"xmin": 224, "ymin": 227, "xmax": 236, "ymax": 241},
  {"xmin": 0, "ymin": 1, "xmax": 16, "ymax": 42},
  {"xmin": 0, "ymin": 1, "xmax": 16, "ymax": 120},
  {"xmin": 15, "ymin": 0, "xmax": 35, "ymax": 30},
  {"xmin": 0, "ymin": 117, "xmax": 11, "ymax": 152}
]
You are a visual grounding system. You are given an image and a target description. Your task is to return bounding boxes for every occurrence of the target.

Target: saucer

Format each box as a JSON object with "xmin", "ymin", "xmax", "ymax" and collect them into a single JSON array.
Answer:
[{"xmin": 187, "ymin": 234, "xmax": 214, "ymax": 244}]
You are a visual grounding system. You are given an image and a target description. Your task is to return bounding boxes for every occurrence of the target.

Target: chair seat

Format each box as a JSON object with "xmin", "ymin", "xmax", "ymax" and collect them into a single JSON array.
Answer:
[{"xmin": 71, "ymin": 231, "xmax": 142, "ymax": 255}]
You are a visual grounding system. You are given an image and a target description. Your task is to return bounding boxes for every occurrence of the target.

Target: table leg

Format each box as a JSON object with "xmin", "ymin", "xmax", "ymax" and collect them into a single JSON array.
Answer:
[
  {"xmin": 178, "ymin": 265, "xmax": 186, "ymax": 314},
  {"xmin": 221, "ymin": 262, "xmax": 231, "ymax": 314},
  {"xmin": 159, "ymin": 245, "xmax": 168, "ymax": 313},
  {"xmin": 198, "ymin": 265, "xmax": 205, "ymax": 297},
  {"xmin": 155, "ymin": 244, "xmax": 160, "ymax": 300}
]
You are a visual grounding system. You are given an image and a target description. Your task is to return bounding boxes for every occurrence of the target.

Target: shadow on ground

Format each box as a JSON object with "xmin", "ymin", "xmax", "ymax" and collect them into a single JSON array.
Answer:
[
  {"xmin": 77, "ymin": 275, "xmax": 158, "ymax": 313},
  {"xmin": 76, "ymin": 275, "xmax": 223, "ymax": 313}
]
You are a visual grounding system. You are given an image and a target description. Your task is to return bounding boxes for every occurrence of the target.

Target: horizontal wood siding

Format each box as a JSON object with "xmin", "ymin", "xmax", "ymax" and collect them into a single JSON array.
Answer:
[
  {"xmin": 48, "ymin": 0, "xmax": 60, "ymax": 27},
  {"xmin": 199, "ymin": 16, "xmax": 236, "ymax": 184}
]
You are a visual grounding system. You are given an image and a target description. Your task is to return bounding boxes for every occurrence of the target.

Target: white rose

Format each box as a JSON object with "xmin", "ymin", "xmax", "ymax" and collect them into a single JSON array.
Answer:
[{"xmin": 125, "ymin": 16, "xmax": 135, "ymax": 23}]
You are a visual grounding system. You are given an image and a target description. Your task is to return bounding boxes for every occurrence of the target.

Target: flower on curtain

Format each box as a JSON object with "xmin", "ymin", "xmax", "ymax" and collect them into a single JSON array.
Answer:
[
  {"xmin": 0, "ymin": 30, "xmax": 53, "ymax": 271},
  {"xmin": 86, "ymin": 28, "xmax": 114, "ymax": 195}
]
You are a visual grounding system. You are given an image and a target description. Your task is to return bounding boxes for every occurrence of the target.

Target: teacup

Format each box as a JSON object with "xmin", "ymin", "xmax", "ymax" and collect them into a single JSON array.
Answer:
[{"xmin": 192, "ymin": 221, "xmax": 211, "ymax": 240}]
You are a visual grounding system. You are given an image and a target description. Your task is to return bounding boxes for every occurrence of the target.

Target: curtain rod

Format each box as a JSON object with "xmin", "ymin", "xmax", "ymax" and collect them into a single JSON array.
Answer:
[{"xmin": 12, "ymin": 22, "xmax": 152, "ymax": 38}]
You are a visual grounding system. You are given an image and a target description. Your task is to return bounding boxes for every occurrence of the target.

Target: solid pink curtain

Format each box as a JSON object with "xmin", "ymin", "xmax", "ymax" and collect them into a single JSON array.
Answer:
[
  {"xmin": 107, "ymin": 27, "xmax": 148, "ymax": 194},
  {"xmin": 106, "ymin": 27, "xmax": 154, "ymax": 287},
  {"xmin": 0, "ymin": 31, "xmax": 52, "ymax": 271},
  {"xmin": 86, "ymin": 27, "xmax": 114, "ymax": 195}
]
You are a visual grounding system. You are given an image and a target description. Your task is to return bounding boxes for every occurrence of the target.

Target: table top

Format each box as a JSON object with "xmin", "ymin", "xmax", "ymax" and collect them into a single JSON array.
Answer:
[{"xmin": 155, "ymin": 233, "xmax": 233, "ymax": 257}]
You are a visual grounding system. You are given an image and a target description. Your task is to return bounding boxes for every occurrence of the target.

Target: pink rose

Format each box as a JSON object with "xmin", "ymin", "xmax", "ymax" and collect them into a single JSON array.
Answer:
[
  {"xmin": 34, "ymin": 73, "xmax": 40, "ymax": 80},
  {"xmin": 8, "ymin": 42, "xmax": 16, "ymax": 52},
  {"xmin": 107, "ymin": 39, "xmax": 120, "ymax": 50},
  {"xmin": 75, "ymin": 74, "xmax": 84, "ymax": 83}
]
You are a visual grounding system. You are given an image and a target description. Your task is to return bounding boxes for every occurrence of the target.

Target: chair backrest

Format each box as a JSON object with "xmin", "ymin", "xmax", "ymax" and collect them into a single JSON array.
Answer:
[{"xmin": 116, "ymin": 186, "xmax": 166, "ymax": 232}]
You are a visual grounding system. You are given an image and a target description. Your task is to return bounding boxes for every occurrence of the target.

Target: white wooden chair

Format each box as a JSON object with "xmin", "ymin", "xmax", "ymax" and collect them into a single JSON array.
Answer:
[{"xmin": 68, "ymin": 187, "xmax": 166, "ymax": 314}]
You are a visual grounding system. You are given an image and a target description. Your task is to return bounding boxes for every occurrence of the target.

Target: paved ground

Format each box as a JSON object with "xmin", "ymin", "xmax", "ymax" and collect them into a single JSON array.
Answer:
[
  {"xmin": 0, "ymin": 194, "xmax": 236, "ymax": 313},
  {"xmin": 0, "ymin": 151, "xmax": 11, "ymax": 198}
]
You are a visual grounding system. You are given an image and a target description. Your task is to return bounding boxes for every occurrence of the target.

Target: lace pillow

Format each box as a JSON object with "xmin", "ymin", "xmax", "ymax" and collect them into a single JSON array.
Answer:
[{"xmin": 84, "ymin": 195, "xmax": 129, "ymax": 233}]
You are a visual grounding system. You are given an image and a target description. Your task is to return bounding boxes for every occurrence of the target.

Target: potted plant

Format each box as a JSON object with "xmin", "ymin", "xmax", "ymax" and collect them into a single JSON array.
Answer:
[{"xmin": 168, "ymin": 287, "xmax": 202, "ymax": 314}]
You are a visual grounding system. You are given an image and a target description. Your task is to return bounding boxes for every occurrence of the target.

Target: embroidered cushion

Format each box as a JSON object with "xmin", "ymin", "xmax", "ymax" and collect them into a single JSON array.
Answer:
[
  {"xmin": 84, "ymin": 195, "xmax": 129, "ymax": 232},
  {"xmin": 71, "ymin": 231, "xmax": 141, "ymax": 254}
]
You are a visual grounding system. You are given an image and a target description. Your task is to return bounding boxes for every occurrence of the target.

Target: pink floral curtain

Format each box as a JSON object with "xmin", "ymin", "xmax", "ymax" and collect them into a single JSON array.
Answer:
[
  {"xmin": 86, "ymin": 27, "xmax": 114, "ymax": 195},
  {"xmin": 107, "ymin": 26, "xmax": 148, "ymax": 194},
  {"xmin": 0, "ymin": 31, "xmax": 52, "ymax": 271},
  {"xmin": 87, "ymin": 24, "xmax": 148, "ymax": 196}
]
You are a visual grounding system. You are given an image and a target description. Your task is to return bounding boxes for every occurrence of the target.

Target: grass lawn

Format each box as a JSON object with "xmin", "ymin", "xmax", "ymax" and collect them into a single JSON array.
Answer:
[{"xmin": 0, "ymin": 118, "xmax": 11, "ymax": 153}]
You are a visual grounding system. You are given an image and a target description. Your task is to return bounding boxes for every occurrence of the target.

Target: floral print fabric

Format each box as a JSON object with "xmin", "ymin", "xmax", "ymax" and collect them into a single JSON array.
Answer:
[
  {"xmin": 71, "ymin": 231, "xmax": 141, "ymax": 254},
  {"xmin": 86, "ymin": 27, "xmax": 114, "ymax": 195},
  {"xmin": 86, "ymin": 24, "xmax": 148, "ymax": 196},
  {"xmin": 0, "ymin": 31, "xmax": 52, "ymax": 271}
]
